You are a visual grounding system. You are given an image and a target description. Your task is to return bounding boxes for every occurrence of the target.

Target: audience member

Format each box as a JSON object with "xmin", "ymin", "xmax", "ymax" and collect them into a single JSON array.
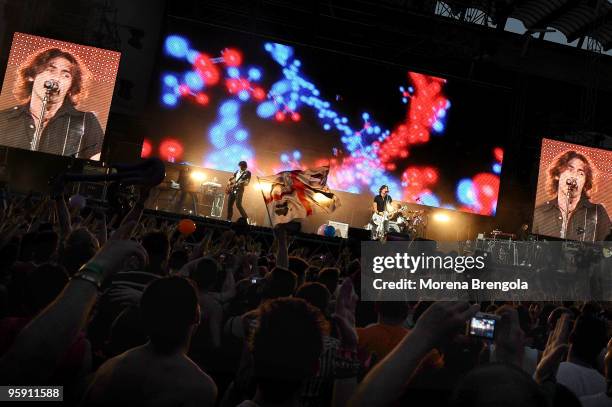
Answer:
[
  {"xmin": 557, "ymin": 314, "xmax": 608, "ymax": 397},
  {"xmin": 357, "ymin": 301, "xmax": 409, "ymax": 364},
  {"xmin": 82, "ymin": 277, "xmax": 217, "ymax": 406},
  {"xmin": 238, "ymin": 298, "xmax": 325, "ymax": 407},
  {"xmin": 1, "ymin": 189, "xmax": 611, "ymax": 407}
]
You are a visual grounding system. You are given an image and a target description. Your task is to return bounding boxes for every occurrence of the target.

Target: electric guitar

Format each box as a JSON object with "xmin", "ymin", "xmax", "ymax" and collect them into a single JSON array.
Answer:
[
  {"xmin": 371, "ymin": 205, "xmax": 408, "ymax": 227},
  {"xmin": 225, "ymin": 171, "xmax": 249, "ymax": 194}
]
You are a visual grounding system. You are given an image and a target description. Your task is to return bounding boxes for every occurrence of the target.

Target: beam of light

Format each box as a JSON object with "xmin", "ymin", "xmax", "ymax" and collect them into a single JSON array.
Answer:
[
  {"xmin": 191, "ymin": 171, "xmax": 207, "ymax": 182},
  {"xmin": 433, "ymin": 212, "xmax": 450, "ymax": 222}
]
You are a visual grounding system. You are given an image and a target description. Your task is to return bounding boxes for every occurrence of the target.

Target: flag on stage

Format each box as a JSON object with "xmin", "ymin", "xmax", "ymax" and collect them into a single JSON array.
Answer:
[{"xmin": 258, "ymin": 166, "xmax": 340, "ymax": 226}]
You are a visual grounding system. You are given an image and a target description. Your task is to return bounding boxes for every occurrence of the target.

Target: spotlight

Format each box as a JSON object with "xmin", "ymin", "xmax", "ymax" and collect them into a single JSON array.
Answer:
[
  {"xmin": 191, "ymin": 171, "xmax": 206, "ymax": 182},
  {"xmin": 433, "ymin": 212, "xmax": 450, "ymax": 223},
  {"xmin": 254, "ymin": 181, "xmax": 273, "ymax": 192}
]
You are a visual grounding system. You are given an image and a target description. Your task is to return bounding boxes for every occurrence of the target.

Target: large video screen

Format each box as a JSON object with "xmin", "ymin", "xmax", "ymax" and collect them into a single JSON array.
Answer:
[
  {"xmin": 144, "ymin": 22, "xmax": 511, "ymax": 216},
  {"xmin": 0, "ymin": 33, "xmax": 120, "ymax": 160},
  {"xmin": 532, "ymin": 138, "xmax": 612, "ymax": 241}
]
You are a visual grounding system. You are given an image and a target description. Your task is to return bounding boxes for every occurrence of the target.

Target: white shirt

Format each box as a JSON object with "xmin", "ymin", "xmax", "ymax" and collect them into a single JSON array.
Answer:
[{"xmin": 556, "ymin": 361, "xmax": 606, "ymax": 398}]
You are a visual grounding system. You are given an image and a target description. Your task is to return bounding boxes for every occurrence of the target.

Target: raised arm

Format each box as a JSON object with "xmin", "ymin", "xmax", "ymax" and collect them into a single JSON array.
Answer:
[
  {"xmin": 274, "ymin": 224, "xmax": 289, "ymax": 269},
  {"xmin": 349, "ymin": 302, "xmax": 479, "ymax": 407},
  {"xmin": 55, "ymin": 193, "xmax": 73, "ymax": 240},
  {"xmin": 117, "ymin": 186, "xmax": 151, "ymax": 238},
  {"xmin": 0, "ymin": 233, "xmax": 147, "ymax": 384}
]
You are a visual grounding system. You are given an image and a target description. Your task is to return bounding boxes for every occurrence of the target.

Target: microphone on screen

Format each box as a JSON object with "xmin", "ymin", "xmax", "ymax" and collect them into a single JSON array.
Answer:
[{"xmin": 44, "ymin": 79, "xmax": 59, "ymax": 92}]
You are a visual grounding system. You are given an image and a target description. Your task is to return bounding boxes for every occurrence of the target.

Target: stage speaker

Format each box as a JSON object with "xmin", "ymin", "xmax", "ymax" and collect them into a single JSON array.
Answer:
[
  {"xmin": 386, "ymin": 232, "xmax": 412, "ymax": 241},
  {"xmin": 348, "ymin": 227, "xmax": 371, "ymax": 241},
  {"xmin": 414, "ymin": 237, "xmax": 436, "ymax": 242}
]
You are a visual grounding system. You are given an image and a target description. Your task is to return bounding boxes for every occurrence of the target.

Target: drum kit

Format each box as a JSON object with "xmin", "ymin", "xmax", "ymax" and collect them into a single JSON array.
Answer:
[
  {"xmin": 393, "ymin": 209, "xmax": 426, "ymax": 234},
  {"xmin": 368, "ymin": 207, "xmax": 427, "ymax": 240}
]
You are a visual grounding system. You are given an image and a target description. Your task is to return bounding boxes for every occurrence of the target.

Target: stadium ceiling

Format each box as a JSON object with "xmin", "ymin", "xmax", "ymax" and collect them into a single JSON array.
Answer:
[{"xmin": 433, "ymin": 0, "xmax": 612, "ymax": 52}]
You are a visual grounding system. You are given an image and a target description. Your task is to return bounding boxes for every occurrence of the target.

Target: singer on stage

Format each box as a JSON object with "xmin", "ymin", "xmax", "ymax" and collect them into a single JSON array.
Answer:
[
  {"xmin": 0, "ymin": 48, "xmax": 104, "ymax": 159},
  {"xmin": 533, "ymin": 150, "xmax": 611, "ymax": 241}
]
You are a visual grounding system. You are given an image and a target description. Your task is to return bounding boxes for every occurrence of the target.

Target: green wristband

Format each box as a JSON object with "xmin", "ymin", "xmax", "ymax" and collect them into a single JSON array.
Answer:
[{"xmin": 79, "ymin": 262, "xmax": 105, "ymax": 276}]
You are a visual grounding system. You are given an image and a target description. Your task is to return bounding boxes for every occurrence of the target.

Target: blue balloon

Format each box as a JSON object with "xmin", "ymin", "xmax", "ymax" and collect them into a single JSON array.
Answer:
[{"xmin": 324, "ymin": 225, "xmax": 336, "ymax": 237}]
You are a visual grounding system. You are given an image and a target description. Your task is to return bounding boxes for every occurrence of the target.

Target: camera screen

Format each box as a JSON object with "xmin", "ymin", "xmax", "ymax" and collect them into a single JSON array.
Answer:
[{"xmin": 469, "ymin": 316, "xmax": 497, "ymax": 339}]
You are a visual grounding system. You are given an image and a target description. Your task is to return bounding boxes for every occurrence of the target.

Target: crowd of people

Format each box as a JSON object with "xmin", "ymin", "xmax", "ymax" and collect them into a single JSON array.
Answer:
[{"xmin": 0, "ymin": 189, "xmax": 611, "ymax": 407}]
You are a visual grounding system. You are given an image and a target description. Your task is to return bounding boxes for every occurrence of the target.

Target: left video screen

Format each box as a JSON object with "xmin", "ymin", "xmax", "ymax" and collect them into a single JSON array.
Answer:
[{"xmin": 0, "ymin": 33, "xmax": 121, "ymax": 160}]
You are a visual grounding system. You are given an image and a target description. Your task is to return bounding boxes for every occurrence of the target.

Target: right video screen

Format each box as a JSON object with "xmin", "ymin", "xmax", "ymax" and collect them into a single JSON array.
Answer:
[{"xmin": 532, "ymin": 138, "xmax": 612, "ymax": 241}]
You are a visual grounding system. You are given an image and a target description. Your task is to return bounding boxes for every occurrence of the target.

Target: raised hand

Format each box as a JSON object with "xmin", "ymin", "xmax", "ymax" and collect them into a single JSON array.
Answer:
[
  {"xmin": 494, "ymin": 306, "xmax": 525, "ymax": 367},
  {"xmin": 534, "ymin": 313, "xmax": 572, "ymax": 384},
  {"xmin": 413, "ymin": 302, "xmax": 480, "ymax": 347},
  {"xmin": 88, "ymin": 237, "xmax": 148, "ymax": 281},
  {"xmin": 334, "ymin": 278, "xmax": 359, "ymax": 350}
]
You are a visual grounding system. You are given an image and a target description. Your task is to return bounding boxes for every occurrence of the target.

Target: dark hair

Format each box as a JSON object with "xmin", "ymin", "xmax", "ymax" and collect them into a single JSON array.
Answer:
[
  {"xmin": 317, "ymin": 267, "xmax": 340, "ymax": 295},
  {"xmin": 61, "ymin": 227, "xmax": 99, "ymax": 276},
  {"xmin": 238, "ymin": 161, "xmax": 247, "ymax": 168},
  {"xmin": 168, "ymin": 249, "xmax": 189, "ymax": 272},
  {"xmin": 32, "ymin": 231, "xmax": 59, "ymax": 263},
  {"xmin": 450, "ymin": 364, "xmax": 548, "ymax": 407},
  {"xmin": 14, "ymin": 47, "xmax": 91, "ymax": 106},
  {"xmin": 296, "ymin": 282, "xmax": 330, "ymax": 314},
  {"xmin": 379, "ymin": 185, "xmax": 389, "ymax": 194},
  {"xmin": 140, "ymin": 231, "xmax": 169, "ymax": 276},
  {"xmin": 141, "ymin": 231, "xmax": 170, "ymax": 263},
  {"xmin": 189, "ymin": 257, "xmax": 220, "ymax": 291},
  {"xmin": 552, "ymin": 383, "xmax": 582, "ymax": 407},
  {"xmin": 251, "ymin": 298, "xmax": 326, "ymax": 403},
  {"xmin": 26, "ymin": 264, "xmax": 69, "ymax": 314},
  {"xmin": 288, "ymin": 257, "xmax": 309, "ymax": 285},
  {"xmin": 264, "ymin": 267, "xmax": 297, "ymax": 299},
  {"xmin": 375, "ymin": 301, "xmax": 409, "ymax": 321},
  {"xmin": 140, "ymin": 277, "xmax": 199, "ymax": 353},
  {"xmin": 548, "ymin": 150, "xmax": 595, "ymax": 198},
  {"xmin": 569, "ymin": 314, "xmax": 607, "ymax": 366},
  {"xmin": 19, "ymin": 232, "xmax": 38, "ymax": 262}
]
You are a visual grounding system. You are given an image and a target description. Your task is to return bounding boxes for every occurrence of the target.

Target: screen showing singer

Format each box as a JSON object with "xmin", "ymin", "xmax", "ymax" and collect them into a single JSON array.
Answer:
[
  {"xmin": 0, "ymin": 33, "xmax": 120, "ymax": 160},
  {"xmin": 532, "ymin": 139, "xmax": 612, "ymax": 241}
]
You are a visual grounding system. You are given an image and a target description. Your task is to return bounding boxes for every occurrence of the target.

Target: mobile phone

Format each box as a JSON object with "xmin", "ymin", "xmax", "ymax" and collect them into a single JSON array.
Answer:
[
  {"xmin": 467, "ymin": 312, "xmax": 500, "ymax": 340},
  {"xmin": 251, "ymin": 276, "xmax": 264, "ymax": 284}
]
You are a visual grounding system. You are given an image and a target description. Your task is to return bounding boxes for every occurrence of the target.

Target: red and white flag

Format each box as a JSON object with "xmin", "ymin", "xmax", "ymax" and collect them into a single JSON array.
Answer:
[{"xmin": 258, "ymin": 166, "xmax": 341, "ymax": 226}]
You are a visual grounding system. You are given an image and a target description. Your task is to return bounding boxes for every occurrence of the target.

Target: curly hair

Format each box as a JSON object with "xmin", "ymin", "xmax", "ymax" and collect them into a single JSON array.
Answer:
[
  {"xmin": 547, "ymin": 150, "xmax": 595, "ymax": 198},
  {"xmin": 13, "ymin": 47, "xmax": 91, "ymax": 107}
]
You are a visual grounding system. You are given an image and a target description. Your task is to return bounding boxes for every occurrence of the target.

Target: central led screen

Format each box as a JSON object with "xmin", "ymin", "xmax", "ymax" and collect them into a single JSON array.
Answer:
[{"xmin": 144, "ymin": 21, "xmax": 511, "ymax": 216}]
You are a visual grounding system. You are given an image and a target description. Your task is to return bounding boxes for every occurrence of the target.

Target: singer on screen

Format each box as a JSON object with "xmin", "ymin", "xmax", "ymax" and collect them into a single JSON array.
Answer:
[
  {"xmin": 533, "ymin": 150, "xmax": 611, "ymax": 241},
  {"xmin": 0, "ymin": 48, "xmax": 104, "ymax": 159}
]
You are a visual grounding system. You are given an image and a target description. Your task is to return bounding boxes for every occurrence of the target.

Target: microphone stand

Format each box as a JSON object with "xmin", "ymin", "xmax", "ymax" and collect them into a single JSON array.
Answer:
[
  {"xmin": 563, "ymin": 182, "xmax": 576, "ymax": 239},
  {"xmin": 30, "ymin": 89, "xmax": 52, "ymax": 151}
]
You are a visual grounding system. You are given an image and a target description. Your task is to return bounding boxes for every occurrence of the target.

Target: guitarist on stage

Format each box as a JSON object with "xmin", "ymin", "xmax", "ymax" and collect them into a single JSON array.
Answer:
[
  {"xmin": 373, "ymin": 184, "xmax": 392, "ymax": 216},
  {"xmin": 370, "ymin": 185, "xmax": 392, "ymax": 239},
  {"xmin": 226, "ymin": 160, "xmax": 251, "ymax": 221}
]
